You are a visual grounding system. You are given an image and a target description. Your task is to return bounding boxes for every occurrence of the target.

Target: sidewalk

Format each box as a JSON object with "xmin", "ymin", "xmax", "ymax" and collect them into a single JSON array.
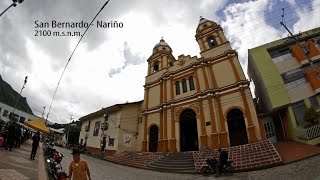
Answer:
[
  {"xmin": 0, "ymin": 140, "xmax": 47, "ymax": 180},
  {"xmin": 274, "ymin": 141, "xmax": 320, "ymax": 163}
]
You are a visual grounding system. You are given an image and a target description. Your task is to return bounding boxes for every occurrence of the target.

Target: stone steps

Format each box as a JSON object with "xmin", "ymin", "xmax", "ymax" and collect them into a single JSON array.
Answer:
[
  {"xmin": 104, "ymin": 140, "xmax": 283, "ymax": 174},
  {"xmin": 147, "ymin": 152, "xmax": 195, "ymax": 173}
]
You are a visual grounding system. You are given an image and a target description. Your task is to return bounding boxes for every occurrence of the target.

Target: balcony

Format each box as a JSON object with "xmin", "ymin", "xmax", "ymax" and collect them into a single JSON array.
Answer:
[
  {"xmin": 85, "ymin": 126, "xmax": 90, "ymax": 132},
  {"xmin": 296, "ymin": 123, "xmax": 320, "ymax": 143},
  {"xmin": 290, "ymin": 40, "xmax": 320, "ymax": 65},
  {"xmin": 101, "ymin": 122, "xmax": 109, "ymax": 130},
  {"xmin": 305, "ymin": 67, "xmax": 320, "ymax": 93}
]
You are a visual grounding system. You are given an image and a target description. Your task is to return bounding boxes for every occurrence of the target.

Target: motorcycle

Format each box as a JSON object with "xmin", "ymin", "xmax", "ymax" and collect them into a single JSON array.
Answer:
[
  {"xmin": 200, "ymin": 157, "xmax": 234, "ymax": 176},
  {"xmin": 47, "ymin": 158, "xmax": 68, "ymax": 180}
]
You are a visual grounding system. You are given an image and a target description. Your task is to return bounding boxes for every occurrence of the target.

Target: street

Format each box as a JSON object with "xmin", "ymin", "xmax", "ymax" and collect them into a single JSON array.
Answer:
[{"xmin": 55, "ymin": 146, "xmax": 320, "ymax": 180}]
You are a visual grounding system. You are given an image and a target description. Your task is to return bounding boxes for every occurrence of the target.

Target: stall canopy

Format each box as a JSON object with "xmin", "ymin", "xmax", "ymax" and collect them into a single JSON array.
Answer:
[{"xmin": 24, "ymin": 118, "xmax": 50, "ymax": 134}]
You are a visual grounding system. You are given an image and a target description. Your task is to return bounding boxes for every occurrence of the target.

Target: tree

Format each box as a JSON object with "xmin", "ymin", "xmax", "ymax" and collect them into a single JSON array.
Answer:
[
  {"xmin": 67, "ymin": 124, "xmax": 81, "ymax": 145},
  {"xmin": 304, "ymin": 106, "xmax": 320, "ymax": 125}
]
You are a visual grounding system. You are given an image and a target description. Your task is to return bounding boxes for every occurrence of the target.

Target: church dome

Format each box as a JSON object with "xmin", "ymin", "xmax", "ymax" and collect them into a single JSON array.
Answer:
[
  {"xmin": 153, "ymin": 38, "xmax": 172, "ymax": 53},
  {"xmin": 196, "ymin": 17, "xmax": 218, "ymax": 34},
  {"xmin": 154, "ymin": 38, "xmax": 170, "ymax": 48}
]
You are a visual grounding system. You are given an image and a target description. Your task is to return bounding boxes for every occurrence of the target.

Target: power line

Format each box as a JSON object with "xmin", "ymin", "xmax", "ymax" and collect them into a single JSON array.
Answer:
[{"xmin": 45, "ymin": 0, "xmax": 111, "ymax": 123}]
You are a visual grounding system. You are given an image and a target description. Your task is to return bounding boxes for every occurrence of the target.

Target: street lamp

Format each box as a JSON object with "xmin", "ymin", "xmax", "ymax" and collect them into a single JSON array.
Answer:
[
  {"xmin": 0, "ymin": 0, "xmax": 25, "ymax": 18},
  {"xmin": 10, "ymin": 76, "xmax": 28, "ymax": 122}
]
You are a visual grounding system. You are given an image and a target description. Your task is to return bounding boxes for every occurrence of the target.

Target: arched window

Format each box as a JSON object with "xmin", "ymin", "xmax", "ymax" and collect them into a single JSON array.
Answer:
[
  {"xmin": 182, "ymin": 78, "xmax": 187, "ymax": 93},
  {"xmin": 175, "ymin": 81, "xmax": 180, "ymax": 95},
  {"xmin": 189, "ymin": 76, "xmax": 195, "ymax": 91},
  {"xmin": 153, "ymin": 61, "xmax": 159, "ymax": 72},
  {"xmin": 207, "ymin": 36, "xmax": 217, "ymax": 48}
]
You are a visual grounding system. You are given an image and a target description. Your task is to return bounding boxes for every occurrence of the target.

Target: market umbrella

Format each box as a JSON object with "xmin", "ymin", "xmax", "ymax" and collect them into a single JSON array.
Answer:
[{"xmin": 24, "ymin": 118, "xmax": 50, "ymax": 134}]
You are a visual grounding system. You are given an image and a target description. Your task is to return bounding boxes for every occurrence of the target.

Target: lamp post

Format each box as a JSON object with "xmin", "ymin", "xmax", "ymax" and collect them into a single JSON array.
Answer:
[
  {"xmin": 0, "ymin": 0, "xmax": 24, "ymax": 18},
  {"xmin": 11, "ymin": 76, "xmax": 28, "ymax": 122}
]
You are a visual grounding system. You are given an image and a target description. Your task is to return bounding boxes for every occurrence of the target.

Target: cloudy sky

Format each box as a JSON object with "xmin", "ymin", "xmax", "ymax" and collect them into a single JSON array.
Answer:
[{"xmin": 0, "ymin": 0, "xmax": 319, "ymax": 124}]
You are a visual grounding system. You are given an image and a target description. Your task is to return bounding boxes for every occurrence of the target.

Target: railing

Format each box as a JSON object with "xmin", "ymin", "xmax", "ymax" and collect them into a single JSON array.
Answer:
[
  {"xmin": 85, "ymin": 126, "xmax": 90, "ymax": 132},
  {"xmin": 101, "ymin": 122, "xmax": 109, "ymax": 130},
  {"xmin": 296, "ymin": 123, "xmax": 320, "ymax": 141}
]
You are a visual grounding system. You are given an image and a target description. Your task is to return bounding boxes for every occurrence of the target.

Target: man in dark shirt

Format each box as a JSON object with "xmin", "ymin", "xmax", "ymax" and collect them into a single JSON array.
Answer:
[
  {"xmin": 30, "ymin": 131, "xmax": 40, "ymax": 160},
  {"xmin": 215, "ymin": 148, "xmax": 228, "ymax": 177},
  {"xmin": 5, "ymin": 123, "xmax": 15, "ymax": 151}
]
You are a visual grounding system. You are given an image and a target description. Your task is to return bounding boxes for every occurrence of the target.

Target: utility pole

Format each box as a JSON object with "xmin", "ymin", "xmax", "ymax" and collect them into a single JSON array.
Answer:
[
  {"xmin": 280, "ymin": 8, "xmax": 318, "ymax": 78},
  {"xmin": 11, "ymin": 76, "xmax": 28, "ymax": 122},
  {"xmin": 66, "ymin": 115, "xmax": 74, "ymax": 144}
]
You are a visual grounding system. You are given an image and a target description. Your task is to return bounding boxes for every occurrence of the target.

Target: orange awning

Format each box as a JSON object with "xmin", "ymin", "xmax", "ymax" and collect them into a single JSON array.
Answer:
[{"xmin": 24, "ymin": 118, "xmax": 50, "ymax": 134}]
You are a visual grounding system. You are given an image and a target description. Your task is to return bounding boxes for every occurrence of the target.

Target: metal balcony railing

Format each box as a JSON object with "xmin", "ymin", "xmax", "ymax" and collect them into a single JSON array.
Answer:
[
  {"xmin": 101, "ymin": 122, "xmax": 109, "ymax": 130},
  {"xmin": 296, "ymin": 123, "xmax": 320, "ymax": 140}
]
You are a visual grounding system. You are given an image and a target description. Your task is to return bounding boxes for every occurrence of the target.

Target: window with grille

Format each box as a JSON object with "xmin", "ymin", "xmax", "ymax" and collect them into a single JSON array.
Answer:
[
  {"xmin": 309, "ymin": 96, "xmax": 319, "ymax": 109},
  {"xmin": 175, "ymin": 81, "xmax": 180, "ymax": 95},
  {"xmin": 189, "ymin": 76, "xmax": 195, "ymax": 91},
  {"xmin": 3, "ymin": 110, "xmax": 8, "ymax": 117},
  {"xmin": 281, "ymin": 68, "xmax": 305, "ymax": 84},
  {"xmin": 108, "ymin": 138, "xmax": 115, "ymax": 147},
  {"xmin": 182, "ymin": 79, "xmax": 187, "ymax": 93},
  {"xmin": 264, "ymin": 121, "xmax": 276, "ymax": 138},
  {"xmin": 292, "ymin": 100, "xmax": 306, "ymax": 125}
]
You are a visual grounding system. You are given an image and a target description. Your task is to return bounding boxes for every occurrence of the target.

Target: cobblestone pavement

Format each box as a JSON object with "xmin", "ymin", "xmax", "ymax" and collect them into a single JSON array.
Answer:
[{"xmin": 55, "ymin": 146, "xmax": 320, "ymax": 180}]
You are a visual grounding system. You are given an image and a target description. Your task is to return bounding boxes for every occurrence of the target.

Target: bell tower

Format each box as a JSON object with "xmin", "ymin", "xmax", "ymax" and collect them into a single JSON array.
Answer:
[
  {"xmin": 146, "ymin": 38, "xmax": 175, "ymax": 76},
  {"xmin": 195, "ymin": 17, "xmax": 232, "ymax": 58}
]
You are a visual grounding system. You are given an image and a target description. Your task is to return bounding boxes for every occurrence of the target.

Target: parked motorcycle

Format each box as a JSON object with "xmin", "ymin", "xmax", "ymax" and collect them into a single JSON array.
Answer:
[
  {"xmin": 200, "ymin": 157, "xmax": 234, "ymax": 176},
  {"xmin": 47, "ymin": 158, "xmax": 68, "ymax": 180}
]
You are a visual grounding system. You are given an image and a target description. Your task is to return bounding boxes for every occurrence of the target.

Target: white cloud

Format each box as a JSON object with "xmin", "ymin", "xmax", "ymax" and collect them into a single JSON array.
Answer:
[
  {"xmin": 292, "ymin": 0, "xmax": 320, "ymax": 34},
  {"xmin": 221, "ymin": 0, "xmax": 282, "ymax": 74}
]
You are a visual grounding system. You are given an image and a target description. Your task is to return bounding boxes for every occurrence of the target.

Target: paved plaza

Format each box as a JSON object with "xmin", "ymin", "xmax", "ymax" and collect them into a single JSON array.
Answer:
[
  {"xmin": 0, "ymin": 140, "xmax": 46, "ymax": 180},
  {"xmin": 55, "ymin": 146, "xmax": 320, "ymax": 180},
  {"xmin": 1, "ymin": 142, "xmax": 320, "ymax": 180}
]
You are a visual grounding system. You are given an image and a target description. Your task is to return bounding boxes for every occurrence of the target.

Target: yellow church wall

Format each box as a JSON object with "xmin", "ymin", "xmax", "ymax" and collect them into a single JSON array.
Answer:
[
  {"xmin": 146, "ymin": 68, "xmax": 167, "ymax": 83},
  {"xmin": 166, "ymin": 79, "xmax": 172, "ymax": 101},
  {"xmin": 148, "ymin": 85, "xmax": 161, "ymax": 108},
  {"xmin": 232, "ymin": 56, "xmax": 246, "ymax": 80},
  {"xmin": 200, "ymin": 42, "xmax": 232, "ymax": 59},
  {"xmin": 219, "ymin": 31, "xmax": 227, "ymax": 43},
  {"xmin": 212, "ymin": 60, "xmax": 237, "ymax": 88},
  {"xmin": 196, "ymin": 68, "xmax": 207, "ymax": 92},
  {"xmin": 244, "ymin": 88, "xmax": 261, "ymax": 141}
]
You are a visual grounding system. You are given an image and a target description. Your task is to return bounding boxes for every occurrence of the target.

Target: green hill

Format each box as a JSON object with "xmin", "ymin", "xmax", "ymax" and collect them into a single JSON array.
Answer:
[{"xmin": 0, "ymin": 75, "xmax": 33, "ymax": 114}]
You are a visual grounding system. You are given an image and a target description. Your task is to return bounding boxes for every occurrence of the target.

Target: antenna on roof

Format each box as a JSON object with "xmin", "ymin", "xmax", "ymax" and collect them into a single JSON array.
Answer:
[{"xmin": 280, "ymin": 7, "xmax": 318, "ymax": 78}]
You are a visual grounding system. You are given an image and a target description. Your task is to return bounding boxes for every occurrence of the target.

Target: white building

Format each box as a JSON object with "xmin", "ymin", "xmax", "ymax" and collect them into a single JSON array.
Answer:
[
  {"xmin": 79, "ymin": 101, "xmax": 143, "ymax": 156},
  {"xmin": 0, "ymin": 101, "xmax": 39, "ymax": 124}
]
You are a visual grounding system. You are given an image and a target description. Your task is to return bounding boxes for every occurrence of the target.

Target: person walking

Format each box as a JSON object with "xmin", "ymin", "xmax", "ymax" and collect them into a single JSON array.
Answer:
[
  {"xmin": 215, "ymin": 148, "xmax": 229, "ymax": 177},
  {"xmin": 30, "ymin": 131, "xmax": 40, "ymax": 160},
  {"xmin": 5, "ymin": 123, "xmax": 15, "ymax": 151},
  {"xmin": 69, "ymin": 148, "xmax": 91, "ymax": 180}
]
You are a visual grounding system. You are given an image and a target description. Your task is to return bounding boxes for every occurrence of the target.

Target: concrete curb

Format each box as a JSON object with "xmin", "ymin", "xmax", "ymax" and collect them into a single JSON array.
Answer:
[{"xmin": 38, "ymin": 143, "xmax": 48, "ymax": 180}]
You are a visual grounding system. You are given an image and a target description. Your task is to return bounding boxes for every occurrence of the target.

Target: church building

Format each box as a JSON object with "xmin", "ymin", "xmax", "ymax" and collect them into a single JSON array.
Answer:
[{"xmin": 140, "ymin": 17, "xmax": 261, "ymax": 152}]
